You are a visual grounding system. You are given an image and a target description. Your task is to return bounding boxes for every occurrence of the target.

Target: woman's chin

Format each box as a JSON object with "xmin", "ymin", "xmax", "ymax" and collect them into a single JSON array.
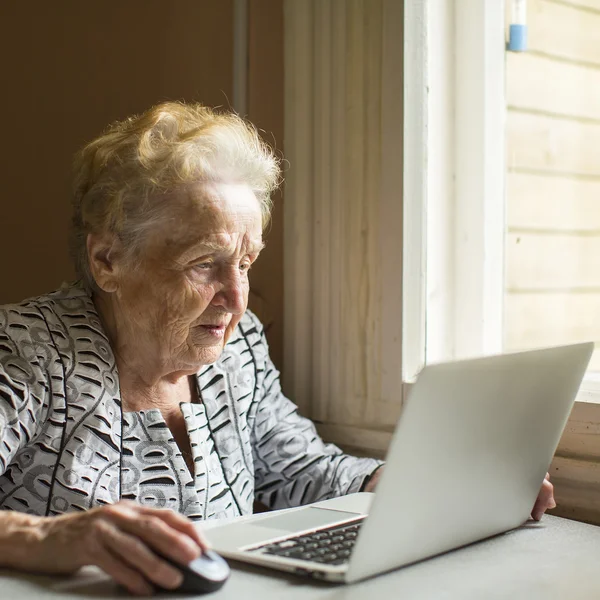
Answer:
[
  {"xmin": 191, "ymin": 343, "xmax": 226, "ymax": 367},
  {"xmin": 186, "ymin": 325, "xmax": 236, "ymax": 367}
]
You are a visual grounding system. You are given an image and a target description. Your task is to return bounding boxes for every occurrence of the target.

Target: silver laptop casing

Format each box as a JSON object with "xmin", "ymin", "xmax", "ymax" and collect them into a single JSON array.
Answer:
[{"xmin": 204, "ymin": 343, "xmax": 593, "ymax": 583}]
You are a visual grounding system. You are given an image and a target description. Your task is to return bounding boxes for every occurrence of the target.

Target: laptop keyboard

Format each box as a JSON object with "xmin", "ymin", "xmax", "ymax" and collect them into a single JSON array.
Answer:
[{"xmin": 251, "ymin": 518, "xmax": 365, "ymax": 566}]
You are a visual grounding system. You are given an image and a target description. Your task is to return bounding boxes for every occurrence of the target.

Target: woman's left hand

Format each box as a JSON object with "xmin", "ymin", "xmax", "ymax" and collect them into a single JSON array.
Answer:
[
  {"xmin": 531, "ymin": 472, "xmax": 556, "ymax": 521},
  {"xmin": 363, "ymin": 467, "xmax": 384, "ymax": 493}
]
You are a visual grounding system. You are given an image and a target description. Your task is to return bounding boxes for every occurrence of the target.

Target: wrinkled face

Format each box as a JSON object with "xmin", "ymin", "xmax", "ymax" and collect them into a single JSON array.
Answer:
[{"xmin": 110, "ymin": 182, "xmax": 263, "ymax": 374}]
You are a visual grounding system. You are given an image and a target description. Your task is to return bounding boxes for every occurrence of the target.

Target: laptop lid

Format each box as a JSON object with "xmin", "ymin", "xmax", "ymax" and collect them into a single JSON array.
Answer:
[{"xmin": 346, "ymin": 342, "xmax": 593, "ymax": 582}]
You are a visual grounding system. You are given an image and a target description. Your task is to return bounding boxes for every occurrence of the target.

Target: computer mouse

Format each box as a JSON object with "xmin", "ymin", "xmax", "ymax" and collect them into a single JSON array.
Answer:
[{"xmin": 156, "ymin": 549, "xmax": 231, "ymax": 594}]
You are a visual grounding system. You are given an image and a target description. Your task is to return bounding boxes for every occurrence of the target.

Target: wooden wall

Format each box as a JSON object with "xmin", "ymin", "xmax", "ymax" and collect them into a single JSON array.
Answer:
[
  {"xmin": 553, "ymin": 402, "xmax": 600, "ymax": 525},
  {"xmin": 505, "ymin": 0, "xmax": 600, "ymax": 370},
  {"xmin": 284, "ymin": 0, "xmax": 405, "ymax": 454}
]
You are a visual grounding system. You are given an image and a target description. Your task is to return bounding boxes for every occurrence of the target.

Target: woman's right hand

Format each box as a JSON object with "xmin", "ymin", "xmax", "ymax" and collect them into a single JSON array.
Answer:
[{"xmin": 15, "ymin": 500, "xmax": 208, "ymax": 596}]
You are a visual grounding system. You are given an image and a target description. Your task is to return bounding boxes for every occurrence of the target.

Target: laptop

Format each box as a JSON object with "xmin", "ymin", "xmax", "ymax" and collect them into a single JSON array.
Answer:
[{"xmin": 204, "ymin": 342, "xmax": 593, "ymax": 583}]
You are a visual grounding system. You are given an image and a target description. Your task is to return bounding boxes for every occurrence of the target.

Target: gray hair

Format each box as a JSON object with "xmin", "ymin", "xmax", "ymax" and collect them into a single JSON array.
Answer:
[{"xmin": 70, "ymin": 101, "xmax": 281, "ymax": 290}]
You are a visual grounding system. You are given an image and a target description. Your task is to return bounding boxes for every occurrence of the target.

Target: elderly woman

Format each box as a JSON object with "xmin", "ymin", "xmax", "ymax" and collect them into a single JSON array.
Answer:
[{"xmin": 0, "ymin": 103, "xmax": 554, "ymax": 595}]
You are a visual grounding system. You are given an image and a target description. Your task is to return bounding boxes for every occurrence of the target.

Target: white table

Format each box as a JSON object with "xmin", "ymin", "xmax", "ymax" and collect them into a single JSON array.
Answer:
[{"xmin": 1, "ymin": 515, "xmax": 599, "ymax": 599}]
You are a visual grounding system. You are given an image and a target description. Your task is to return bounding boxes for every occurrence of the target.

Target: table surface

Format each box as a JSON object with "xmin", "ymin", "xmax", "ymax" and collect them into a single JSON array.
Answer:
[{"xmin": 2, "ymin": 514, "xmax": 599, "ymax": 599}]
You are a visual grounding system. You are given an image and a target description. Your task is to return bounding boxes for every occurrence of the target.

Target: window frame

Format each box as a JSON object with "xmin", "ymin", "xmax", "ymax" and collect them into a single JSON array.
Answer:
[
  {"xmin": 421, "ymin": 0, "xmax": 506, "ymax": 369},
  {"xmin": 402, "ymin": 0, "xmax": 428, "ymax": 383}
]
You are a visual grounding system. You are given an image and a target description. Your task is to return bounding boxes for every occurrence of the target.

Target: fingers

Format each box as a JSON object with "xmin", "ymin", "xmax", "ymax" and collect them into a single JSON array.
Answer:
[
  {"xmin": 98, "ymin": 522, "xmax": 183, "ymax": 592},
  {"xmin": 138, "ymin": 506, "xmax": 209, "ymax": 551},
  {"xmin": 93, "ymin": 545, "xmax": 155, "ymax": 597},
  {"xmin": 102, "ymin": 503, "xmax": 201, "ymax": 565},
  {"xmin": 33, "ymin": 501, "xmax": 205, "ymax": 595},
  {"xmin": 363, "ymin": 466, "xmax": 385, "ymax": 493},
  {"xmin": 531, "ymin": 476, "xmax": 556, "ymax": 521}
]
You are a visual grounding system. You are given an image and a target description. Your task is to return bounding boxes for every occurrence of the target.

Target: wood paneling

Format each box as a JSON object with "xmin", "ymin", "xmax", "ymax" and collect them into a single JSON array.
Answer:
[
  {"xmin": 528, "ymin": 0, "xmax": 600, "ymax": 64},
  {"xmin": 505, "ymin": 294, "xmax": 600, "ymax": 369},
  {"xmin": 558, "ymin": 402, "xmax": 600, "ymax": 458},
  {"xmin": 552, "ymin": 401, "xmax": 600, "ymax": 525},
  {"xmin": 506, "ymin": 233, "xmax": 600, "ymax": 289},
  {"xmin": 507, "ymin": 111, "xmax": 600, "ymax": 175},
  {"xmin": 507, "ymin": 173, "xmax": 600, "ymax": 231},
  {"xmin": 507, "ymin": 52, "xmax": 600, "ymax": 120},
  {"xmin": 284, "ymin": 0, "xmax": 404, "ymax": 435},
  {"xmin": 568, "ymin": 0, "xmax": 600, "ymax": 11}
]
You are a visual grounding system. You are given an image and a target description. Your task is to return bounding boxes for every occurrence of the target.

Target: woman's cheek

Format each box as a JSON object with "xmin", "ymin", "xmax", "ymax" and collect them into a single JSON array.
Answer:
[{"xmin": 187, "ymin": 277, "xmax": 215, "ymax": 309}]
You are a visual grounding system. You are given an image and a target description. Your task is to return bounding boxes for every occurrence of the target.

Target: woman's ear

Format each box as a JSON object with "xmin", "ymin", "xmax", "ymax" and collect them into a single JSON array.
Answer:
[{"xmin": 86, "ymin": 232, "xmax": 122, "ymax": 292}]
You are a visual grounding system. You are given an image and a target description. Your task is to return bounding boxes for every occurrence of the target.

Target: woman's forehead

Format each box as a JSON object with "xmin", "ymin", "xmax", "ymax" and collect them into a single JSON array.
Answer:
[
  {"xmin": 152, "ymin": 188, "xmax": 262, "ymax": 261},
  {"xmin": 178, "ymin": 182, "xmax": 260, "ymax": 223},
  {"xmin": 187, "ymin": 180, "xmax": 259, "ymax": 209},
  {"xmin": 161, "ymin": 182, "xmax": 261, "ymax": 234}
]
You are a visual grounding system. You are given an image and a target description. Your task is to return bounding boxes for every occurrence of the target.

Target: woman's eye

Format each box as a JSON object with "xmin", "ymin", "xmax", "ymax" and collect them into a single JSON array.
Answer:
[
  {"xmin": 195, "ymin": 262, "xmax": 213, "ymax": 270},
  {"xmin": 240, "ymin": 262, "xmax": 252, "ymax": 272}
]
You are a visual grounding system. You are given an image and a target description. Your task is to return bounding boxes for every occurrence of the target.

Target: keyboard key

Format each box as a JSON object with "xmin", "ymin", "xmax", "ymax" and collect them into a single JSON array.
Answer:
[
  {"xmin": 316, "ymin": 553, "xmax": 338, "ymax": 563},
  {"xmin": 251, "ymin": 517, "xmax": 365, "ymax": 565}
]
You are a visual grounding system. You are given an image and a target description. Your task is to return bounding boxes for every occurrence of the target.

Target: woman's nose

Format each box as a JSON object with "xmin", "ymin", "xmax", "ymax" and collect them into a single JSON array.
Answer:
[{"xmin": 212, "ymin": 269, "xmax": 246, "ymax": 314}]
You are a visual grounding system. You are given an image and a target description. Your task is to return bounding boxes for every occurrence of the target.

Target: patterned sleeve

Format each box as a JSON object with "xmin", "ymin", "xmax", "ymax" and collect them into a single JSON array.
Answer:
[
  {"xmin": 0, "ymin": 315, "xmax": 50, "ymax": 476},
  {"xmin": 249, "ymin": 318, "xmax": 383, "ymax": 510}
]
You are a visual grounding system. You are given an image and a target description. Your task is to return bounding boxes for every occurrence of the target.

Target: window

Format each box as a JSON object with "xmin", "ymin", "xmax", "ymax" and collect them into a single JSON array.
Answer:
[
  {"xmin": 420, "ymin": 0, "xmax": 600, "ymax": 405},
  {"xmin": 505, "ymin": 0, "xmax": 600, "ymax": 383}
]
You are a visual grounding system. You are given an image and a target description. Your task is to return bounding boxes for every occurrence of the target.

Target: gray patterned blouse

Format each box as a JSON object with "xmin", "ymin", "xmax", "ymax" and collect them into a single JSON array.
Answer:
[{"xmin": 0, "ymin": 285, "xmax": 382, "ymax": 520}]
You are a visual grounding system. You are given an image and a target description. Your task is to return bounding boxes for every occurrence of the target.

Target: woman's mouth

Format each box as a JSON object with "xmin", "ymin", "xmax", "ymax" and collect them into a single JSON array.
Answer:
[{"xmin": 200, "ymin": 324, "xmax": 227, "ymax": 338}]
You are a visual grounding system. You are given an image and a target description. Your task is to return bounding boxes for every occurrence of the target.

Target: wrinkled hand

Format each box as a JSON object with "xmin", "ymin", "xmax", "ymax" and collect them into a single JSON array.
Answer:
[
  {"xmin": 363, "ymin": 466, "xmax": 384, "ymax": 493},
  {"xmin": 25, "ymin": 500, "xmax": 208, "ymax": 596},
  {"xmin": 531, "ymin": 472, "xmax": 556, "ymax": 521}
]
